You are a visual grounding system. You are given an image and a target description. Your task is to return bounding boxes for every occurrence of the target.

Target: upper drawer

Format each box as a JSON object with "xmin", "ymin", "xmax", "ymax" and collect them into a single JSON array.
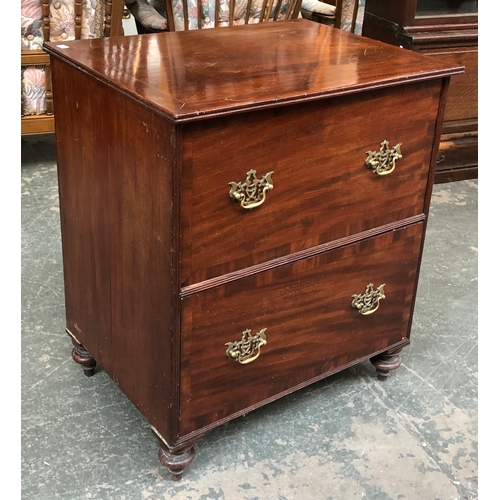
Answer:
[
  {"xmin": 179, "ymin": 223, "xmax": 423, "ymax": 436},
  {"xmin": 180, "ymin": 80, "xmax": 441, "ymax": 285}
]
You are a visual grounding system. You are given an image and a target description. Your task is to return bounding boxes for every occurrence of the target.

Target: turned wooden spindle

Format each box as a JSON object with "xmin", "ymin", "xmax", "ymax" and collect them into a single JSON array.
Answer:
[
  {"xmin": 370, "ymin": 347, "xmax": 403, "ymax": 381},
  {"xmin": 69, "ymin": 335, "xmax": 97, "ymax": 377},
  {"xmin": 158, "ymin": 444, "xmax": 196, "ymax": 481},
  {"xmin": 75, "ymin": 0, "xmax": 83, "ymax": 40}
]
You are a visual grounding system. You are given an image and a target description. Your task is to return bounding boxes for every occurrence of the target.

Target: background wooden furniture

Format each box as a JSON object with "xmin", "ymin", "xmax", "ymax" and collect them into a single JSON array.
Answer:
[
  {"xmin": 165, "ymin": 0, "xmax": 302, "ymax": 30},
  {"xmin": 45, "ymin": 19, "xmax": 461, "ymax": 480},
  {"xmin": 301, "ymin": 0, "xmax": 366, "ymax": 34},
  {"xmin": 361, "ymin": 0, "xmax": 478, "ymax": 183},
  {"xmin": 124, "ymin": 0, "xmax": 303, "ymax": 33},
  {"xmin": 21, "ymin": 0, "xmax": 123, "ymax": 136}
]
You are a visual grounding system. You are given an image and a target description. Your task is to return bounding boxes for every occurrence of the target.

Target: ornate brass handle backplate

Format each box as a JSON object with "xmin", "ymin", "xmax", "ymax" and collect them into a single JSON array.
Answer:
[
  {"xmin": 228, "ymin": 170, "xmax": 274, "ymax": 209},
  {"xmin": 351, "ymin": 283, "xmax": 386, "ymax": 315},
  {"xmin": 366, "ymin": 140, "xmax": 402, "ymax": 176},
  {"xmin": 225, "ymin": 328, "xmax": 267, "ymax": 364}
]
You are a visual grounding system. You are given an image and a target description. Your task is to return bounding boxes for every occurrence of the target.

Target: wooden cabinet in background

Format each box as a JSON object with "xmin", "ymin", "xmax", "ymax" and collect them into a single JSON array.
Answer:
[{"xmin": 362, "ymin": 0, "xmax": 478, "ymax": 183}]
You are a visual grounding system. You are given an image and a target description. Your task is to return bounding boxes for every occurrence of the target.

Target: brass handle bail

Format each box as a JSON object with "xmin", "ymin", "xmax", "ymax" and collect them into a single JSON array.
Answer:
[
  {"xmin": 351, "ymin": 283, "xmax": 386, "ymax": 315},
  {"xmin": 228, "ymin": 170, "xmax": 274, "ymax": 209},
  {"xmin": 365, "ymin": 141, "xmax": 402, "ymax": 176},
  {"xmin": 225, "ymin": 328, "xmax": 267, "ymax": 364}
]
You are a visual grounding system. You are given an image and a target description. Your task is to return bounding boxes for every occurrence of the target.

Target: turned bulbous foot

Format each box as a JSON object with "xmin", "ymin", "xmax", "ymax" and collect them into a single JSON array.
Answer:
[
  {"xmin": 370, "ymin": 347, "xmax": 403, "ymax": 381},
  {"xmin": 70, "ymin": 338, "xmax": 97, "ymax": 377},
  {"xmin": 158, "ymin": 443, "xmax": 196, "ymax": 481}
]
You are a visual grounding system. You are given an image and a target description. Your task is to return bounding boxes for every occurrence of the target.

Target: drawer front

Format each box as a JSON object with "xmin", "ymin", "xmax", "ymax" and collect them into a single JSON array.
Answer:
[
  {"xmin": 180, "ymin": 223, "xmax": 423, "ymax": 435},
  {"xmin": 180, "ymin": 80, "xmax": 441, "ymax": 285}
]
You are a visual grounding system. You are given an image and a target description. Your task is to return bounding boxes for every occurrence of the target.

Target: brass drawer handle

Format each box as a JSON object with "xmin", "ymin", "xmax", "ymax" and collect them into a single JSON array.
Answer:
[
  {"xmin": 225, "ymin": 328, "xmax": 267, "ymax": 364},
  {"xmin": 351, "ymin": 283, "xmax": 386, "ymax": 315},
  {"xmin": 228, "ymin": 170, "xmax": 274, "ymax": 209},
  {"xmin": 365, "ymin": 140, "xmax": 402, "ymax": 176}
]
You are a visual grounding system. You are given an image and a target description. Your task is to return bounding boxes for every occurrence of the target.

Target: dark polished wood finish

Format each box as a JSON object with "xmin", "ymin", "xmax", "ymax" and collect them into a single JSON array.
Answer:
[
  {"xmin": 180, "ymin": 81, "xmax": 441, "ymax": 284},
  {"xmin": 181, "ymin": 225, "xmax": 422, "ymax": 435},
  {"xmin": 44, "ymin": 20, "xmax": 461, "ymax": 121},
  {"xmin": 44, "ymin": 20, "xmax": 462, "ymax": 479},
  {"xmin": 157, "ymin": 443, "xmax": 196, "ymax": 481},
  {"xmin": 370, "ymin": 347, "xmax": 403, "ymax": 381},
  {"xmin": 69, "ymin": 331, "xmax": 97, "ymax": 377},
  {"xmin": 362, "ymin": 0, "xmax": 478, "ymax": 183}
]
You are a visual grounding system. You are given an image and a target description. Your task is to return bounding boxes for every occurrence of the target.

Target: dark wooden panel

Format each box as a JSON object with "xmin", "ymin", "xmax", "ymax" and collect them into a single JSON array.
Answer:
[
  {"xmin": 44, "ymin": 20, "xmax": 462, "ymax": 123},
  {"xmin": 425, "ymin": 46, "xmax": 477, "ymax": 182},
  {"xmin": 363, "ymin": 0, "xmax": 477, "ymax": 29},
  {"xmin": 179, "ymin": 81, "xmax": 440, "ymax": 284},
  {"xmin": 361, "ymin": 1, "xmax": 476, "ymax": 184},
  {"xmin": 363, "ymin": 0, "xmax": 417, "ymax": 26},
  {"xmin": 435, "ymin": 165, "xmax": 477, "ymax": 184},
  {"xmin": 436, "ymin": 129, "xmax": 477, "ymax": 171},
  {"xmin": 106, "ymin": 95, "xmax": 178, "ymax": 443},
  {"xmin": 422, "ymin": 47, "xmax": 477, "ymax": 122},
  {"xmin": 52, "ymin": 57, "xmax": 114, "ymax": 375},
  {"xmin": 51, "ymin": 58, "xmax": 179, "ymax": 442},
  {"xmin": 180, "ymin": 223, "xmax": 423, "ymax": 435}
]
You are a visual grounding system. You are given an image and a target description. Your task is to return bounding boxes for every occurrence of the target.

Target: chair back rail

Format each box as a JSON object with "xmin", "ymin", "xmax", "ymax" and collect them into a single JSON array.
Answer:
[
  {"xmin": 335, "ymin": 0, "xmax": 361, "ymax": 32},
  {"xmin": 165, "ymin": 0, "xmax": 302, "ymax": 31}
]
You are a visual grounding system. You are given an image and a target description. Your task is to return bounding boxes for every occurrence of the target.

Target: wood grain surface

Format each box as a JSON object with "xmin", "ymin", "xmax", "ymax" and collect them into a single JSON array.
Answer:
[
  {"xmin": 180, "ymin": 223, "xmax": 422, "ymax": 436},
  {"xmin": 44, "ymin": 19, "xmax": 462, "ymax": 122},
  {"xmin": 179, "ymin": 80, "xmax": 441, "ymax": 284}
]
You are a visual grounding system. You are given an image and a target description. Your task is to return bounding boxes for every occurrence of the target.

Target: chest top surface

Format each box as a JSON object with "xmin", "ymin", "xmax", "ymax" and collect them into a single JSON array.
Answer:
[{"xmin": 44, "ymin": 19, "xmax": 462, "ymax": 122}]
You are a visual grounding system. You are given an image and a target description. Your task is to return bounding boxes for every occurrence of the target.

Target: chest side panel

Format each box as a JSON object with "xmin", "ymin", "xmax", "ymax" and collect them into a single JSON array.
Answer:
[
  {"xmin": 52, "ymin": 57, "xmax": 114, "ymax": 375},
  {"xmin": 51, "ymin": 57, "xmax": 180, "ymax": 441}
]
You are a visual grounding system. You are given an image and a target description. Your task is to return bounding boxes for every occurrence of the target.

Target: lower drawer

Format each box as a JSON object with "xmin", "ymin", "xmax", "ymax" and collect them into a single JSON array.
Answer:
[{"xmin": 180, "ymin": 223, "xmax": 423, "ymax": 436}]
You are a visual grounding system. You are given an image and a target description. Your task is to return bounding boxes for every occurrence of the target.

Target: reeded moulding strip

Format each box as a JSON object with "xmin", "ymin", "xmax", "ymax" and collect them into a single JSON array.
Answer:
[{"xmin": 180, "ymin": 214, "xmax": 426, "ymax": 297}]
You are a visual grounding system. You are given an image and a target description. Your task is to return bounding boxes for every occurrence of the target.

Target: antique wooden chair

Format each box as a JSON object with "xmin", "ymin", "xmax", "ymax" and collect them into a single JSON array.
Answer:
[
  {"xmin": 301, "ymin": 0, "xmax": 365, "ymax": 34},
  {"xmin": 163, "ymin": 0, "xmax": 304, "ymax": 31},
  {"xmin": 21, "ymin": 0, "xmax": 124, "ymax": 135},
  {"xmin": 122, "ymin": 0, "xmax": 310, "ymax": 33},
  {"xmin": 123, "ymin": 0, "xmax": 362, "ymax": 35}
]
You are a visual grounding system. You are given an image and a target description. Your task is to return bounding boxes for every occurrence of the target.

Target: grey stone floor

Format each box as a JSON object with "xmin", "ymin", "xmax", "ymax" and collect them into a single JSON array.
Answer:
[{"xmin": 21, "ymin": 134, "xmax": 478, "ymax": 500}]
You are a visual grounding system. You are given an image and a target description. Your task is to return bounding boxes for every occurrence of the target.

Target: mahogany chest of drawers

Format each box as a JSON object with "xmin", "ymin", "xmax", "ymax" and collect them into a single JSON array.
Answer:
[{"xmin": 44, "ymin": 19, "xmax": 462, "ymax": 479}]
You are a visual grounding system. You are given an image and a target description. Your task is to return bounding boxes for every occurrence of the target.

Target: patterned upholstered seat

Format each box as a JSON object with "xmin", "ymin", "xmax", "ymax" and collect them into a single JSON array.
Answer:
[{"xmin": 21, "ymin": 0, "xmax": 122, "ymax": 135}]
